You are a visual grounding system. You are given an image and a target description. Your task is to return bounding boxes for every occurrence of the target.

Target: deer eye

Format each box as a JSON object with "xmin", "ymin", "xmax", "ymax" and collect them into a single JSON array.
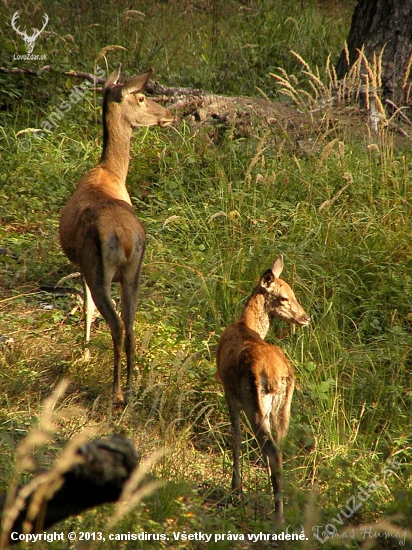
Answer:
[
  {"xmin": 279, "ymin": 295, "xmax": 289, "ymax": 303},
  {"xmin": 138, "ymin": 96, "xmax": 145, "ymax": 104}
]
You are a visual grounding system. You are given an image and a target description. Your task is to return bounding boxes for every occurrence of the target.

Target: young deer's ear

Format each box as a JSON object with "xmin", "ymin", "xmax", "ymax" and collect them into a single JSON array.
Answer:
[
  {"xmin": 122, "ymin": 68, "xmax": 154, "ymax": 96},
  {"xmin": 271, "ymin": 255, "xmax": 284, "ymax": 279},
  {"xmin": 261, "ymin": 269, "xmax": 275, "ymax": 289},
  {"xmin": 104, "ymin": 64, "xmax": 122, "ymax": 91}
]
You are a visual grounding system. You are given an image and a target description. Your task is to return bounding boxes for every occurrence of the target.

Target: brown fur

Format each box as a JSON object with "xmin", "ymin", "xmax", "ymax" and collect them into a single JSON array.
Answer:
[
  {"xmin": 216, "ymin": 255, "xmax": 310, "ymax": 522},
  {"xmin": 59, "ymin": 66, "xmax": 173, "ymax": 404}
]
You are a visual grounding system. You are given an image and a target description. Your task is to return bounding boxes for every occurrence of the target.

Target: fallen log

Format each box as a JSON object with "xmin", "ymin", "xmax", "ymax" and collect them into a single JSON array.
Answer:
[{"xmin": 0, "ymin": 435, "xmax": 138, "ymax": 546}]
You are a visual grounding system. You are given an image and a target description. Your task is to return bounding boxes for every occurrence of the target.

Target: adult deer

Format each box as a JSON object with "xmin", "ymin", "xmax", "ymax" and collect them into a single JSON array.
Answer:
[
  {"xmin": 59, "ymin": 66, "xmax": 173, "ymax": 404},
  {"xmin": 216, "ymin": 255, "xmax": 310, "ymax": 522}
]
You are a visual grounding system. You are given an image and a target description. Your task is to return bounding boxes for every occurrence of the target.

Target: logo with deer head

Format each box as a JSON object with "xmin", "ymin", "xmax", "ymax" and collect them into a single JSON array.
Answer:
[{"xmin": 11, "ymin": 11, "xmax": 49, "ymax": 54}]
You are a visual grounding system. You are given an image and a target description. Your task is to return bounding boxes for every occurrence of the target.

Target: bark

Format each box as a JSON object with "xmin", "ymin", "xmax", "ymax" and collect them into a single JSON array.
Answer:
[
  {"xmin": 336, "ymin": 0, "xmax": 412, "ymax": 104},
  {"xmin": 0, "ymin": 435, "xmax": 138, "ymax": 546}
]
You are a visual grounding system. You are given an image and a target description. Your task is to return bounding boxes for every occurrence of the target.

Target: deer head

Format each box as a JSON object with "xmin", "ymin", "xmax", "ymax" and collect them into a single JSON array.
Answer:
[
  {"xmin": 260, "ymin": 255, "xmax": 311, "ymax": 327},
  {"xmin": 102, "ymin": 65, "xmax": 174, "ymax": 128}
]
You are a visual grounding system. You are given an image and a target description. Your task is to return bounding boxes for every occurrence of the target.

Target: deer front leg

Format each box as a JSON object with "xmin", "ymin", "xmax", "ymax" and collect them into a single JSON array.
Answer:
[{"xmin": 83, "ymin": 280, "xmax": 95, "ymax": 361}]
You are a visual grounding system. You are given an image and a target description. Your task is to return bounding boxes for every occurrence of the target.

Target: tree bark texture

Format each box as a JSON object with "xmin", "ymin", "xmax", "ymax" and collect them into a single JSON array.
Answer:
[{"xmin": 336, "ymin": 0, "xmax": 412, "ymax": 104}]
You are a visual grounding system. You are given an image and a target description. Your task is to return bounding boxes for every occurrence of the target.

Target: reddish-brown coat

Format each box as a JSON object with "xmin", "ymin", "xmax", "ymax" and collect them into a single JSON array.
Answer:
[
  {"xmin": 59, "ymin": 66, "xmax": 173, "ymax": 404},
  {"xmin": 216, "ymin": 256, "xmax": 310, "ymax": 522}
]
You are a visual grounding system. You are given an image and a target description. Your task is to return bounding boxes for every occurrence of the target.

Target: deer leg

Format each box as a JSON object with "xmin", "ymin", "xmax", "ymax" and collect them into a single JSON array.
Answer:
[
  {"xmin": 80, "ymin": 241, "xmax": 125, "ymax": 403},
  {"xmin": 226, "ymin": 398, "xmax": 242, "ymax": 495},
  {"xmin": 271, "ymin": 384, "xmax": 294, "ymax": 441},
  {"xmin": 83, "ymin": 279, "xmax": 95, "ymax": 360},
  {"xmin": 120, "ymin": 275, "xmax": 140, "ymax": 403},
  {"xmin": 243, "ymin": 402, "xmax": 284, "ymax": 523},
  {"xmin": 85, "ymin": 277, "xmax": 124, "ymax": 404},
  {"xmin": 265, "ymin": 439, "xmax": 284, "ymax": 523},
  {"xmin": 96, "ymin": 293, "xmax": 124, "ymax": 403}
]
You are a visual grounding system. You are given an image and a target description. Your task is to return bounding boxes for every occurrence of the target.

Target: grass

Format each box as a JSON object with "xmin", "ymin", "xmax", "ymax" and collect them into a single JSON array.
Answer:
[{"xmin": 1, "ymin": 0, "xmax": 412, "ymax": 548}]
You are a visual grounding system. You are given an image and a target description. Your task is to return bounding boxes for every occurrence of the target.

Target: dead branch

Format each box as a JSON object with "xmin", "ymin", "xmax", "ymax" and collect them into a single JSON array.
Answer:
[
  {"xmin": 0, "ymin": 65, "xmax": 105, "ymax": 85},
  {"xmin": 0, "ymin": 66, "xmax": 203, "ymax": 96}
]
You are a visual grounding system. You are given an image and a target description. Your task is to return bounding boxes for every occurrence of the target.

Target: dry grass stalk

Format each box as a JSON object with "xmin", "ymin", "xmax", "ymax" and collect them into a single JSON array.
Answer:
[
  {"xmin": 0, "ymin": 381, "xmax": 93, "ymax": 549},
  {"xmin": 401, "ymin": 51, "xmax": 412, "ymax": 105},
  {"xmin": 122, "ymin": 9, "xmax": 145, "ymax": 23},
  {"xmin": 357, "ymin": 48, "xmax": 388, "ymax": 132},
  {"xmin": 325, "ymin": 54, "xmax": 338, "ymax": 92},
  {"xmin": 245, "ymin": 132, "xmax": 268, "ymax": 186},
  {"xmin": 106, "ymin": 448, "xmax": 167, "ymax": 529},
  {"xmin": 96, "ymin": 45, "xmax": 127, "ymax": 60},
  {"xmin": 272, "ymin": 45, "xmax": 391, "ymax": 135},
  {"xmin": 271, "ymin": 69, "xmax": 307, "ymax": 113},
  {"xmin": 95, "ymin": 45, "xmax": 127, "ymax": 69},
  {"xmin": 25, "ymin": 430, "xmax": 96, "ymax": 527},
  {"xmin": 318, "ymin": 183, "xmax": 350, "ymax": 212},
  {"xmin": 16, "ymin": 380, "xmax": 71, "ymax": 473}
]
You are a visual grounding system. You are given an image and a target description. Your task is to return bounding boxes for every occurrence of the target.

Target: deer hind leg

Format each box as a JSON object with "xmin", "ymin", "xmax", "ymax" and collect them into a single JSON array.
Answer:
[
  {"xmin": 82, "ymin": 261, "xmax": 124, "ymax": 403},
  {"xmin": 120, "ymin": 267, "xmax": 142, "ymax": 402},
  {"xmin": 225, "ymin": 397, "xmax": 242, "ymax": 495},
  {"xmin": 271, "ymin": 378, "xmax": 294, "ymax": 441},
  {"xmin": 242, "ymin": 396, "xmax": 284, "ymax": 523},
  {"xmin": 95, "ymin": 289, "xmax": 124, "ymax": 403}
]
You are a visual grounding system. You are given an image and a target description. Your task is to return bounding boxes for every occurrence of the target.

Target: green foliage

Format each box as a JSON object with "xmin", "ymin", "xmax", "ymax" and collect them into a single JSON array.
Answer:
[
  {"xmin": 0, "ymin": 0, "xmax": 354, "ymax": 106},
  {"xmin": 1, "ymin": 0, "xmax": 411, "ymax": 548}
]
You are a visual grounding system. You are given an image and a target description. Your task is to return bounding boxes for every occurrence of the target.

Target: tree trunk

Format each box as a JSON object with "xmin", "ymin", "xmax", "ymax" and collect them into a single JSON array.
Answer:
[{"xmin": 336, "ymin": 0, "xmax": 412, "ymax": 105}]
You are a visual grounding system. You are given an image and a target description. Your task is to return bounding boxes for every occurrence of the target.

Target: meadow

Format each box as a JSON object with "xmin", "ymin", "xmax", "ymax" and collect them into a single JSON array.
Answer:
[{"xmin": 0, "ymin": 1, "xmax": 411, "ymax": 548}]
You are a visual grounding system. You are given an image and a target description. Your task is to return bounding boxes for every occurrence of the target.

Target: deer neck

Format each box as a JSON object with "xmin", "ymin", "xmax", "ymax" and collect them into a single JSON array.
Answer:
[
  {"xmin": 240, "ymin": 293, "xmax": 270, "ymax": 339},
  {"xmin": 99, "ymin": 108, "xmax": 132, "ymax": 184}
]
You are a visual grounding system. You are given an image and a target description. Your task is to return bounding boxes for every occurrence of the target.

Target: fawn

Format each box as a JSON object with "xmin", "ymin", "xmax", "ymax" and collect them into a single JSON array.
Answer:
[
  {"xmin": 216, "ymin": 255, "xmax": 310, "ymax": 522},
  {"xmin": 59, "ymin": 66, "xmax": 173, "ymax": 404}
]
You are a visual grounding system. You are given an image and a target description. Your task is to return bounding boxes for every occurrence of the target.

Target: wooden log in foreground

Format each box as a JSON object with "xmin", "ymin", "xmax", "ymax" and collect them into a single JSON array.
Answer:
[{"xmin": 0, "ymin": 435, "xmax": 138, "ymax": 546}]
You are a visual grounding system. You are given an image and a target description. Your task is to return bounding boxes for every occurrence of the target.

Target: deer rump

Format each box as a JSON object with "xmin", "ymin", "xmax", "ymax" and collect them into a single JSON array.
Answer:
[
  {"xmin": 60, "ymin": 198, "xmax": 145, "ymax": 283},
  {"xmin": 217, "ymin": 323, "xmax": 294, "ymax": 440}
]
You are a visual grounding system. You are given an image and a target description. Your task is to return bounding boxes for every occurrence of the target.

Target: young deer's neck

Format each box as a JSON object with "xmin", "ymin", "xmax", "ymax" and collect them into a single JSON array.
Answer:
[
  {"xmin": 240, "ymin": 292, "xmax": 270, "ymax": 339},
  {"xmin": 99, "ymin": 106, "xmax": 132, "ymax": 183}
]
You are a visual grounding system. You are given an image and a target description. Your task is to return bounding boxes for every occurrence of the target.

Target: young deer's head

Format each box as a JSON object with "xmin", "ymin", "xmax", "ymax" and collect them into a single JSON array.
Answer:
[
  {"xmin": 103, "ymin": 65, "xmax": 174, "ymax": 129},
  {"xmin": 259, "ymin": 255, "xmax": 310, "ymax": 327}
]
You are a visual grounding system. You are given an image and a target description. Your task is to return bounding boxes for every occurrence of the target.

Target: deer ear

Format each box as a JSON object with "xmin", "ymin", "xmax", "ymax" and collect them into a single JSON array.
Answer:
[
  {"xmin": 104, "ymin": 64, "xmax": 122, "ymax": 91},
  {"xmin": 261, "ymin": 269, "xmax": 275, "ymax": 289},
  {"xmin": 271, "ymin": 255, "xmax": 284, "ymax": 278},
  {"xmin": 122, "ymin": 68, "xmax": 154, "ymax": 96}
]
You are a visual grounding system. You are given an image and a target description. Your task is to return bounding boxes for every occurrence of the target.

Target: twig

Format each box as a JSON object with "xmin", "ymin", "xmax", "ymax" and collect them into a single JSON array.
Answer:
[
  {"xmin": 0, "ymin": 66, "xmax": 203, "ymax": 96},
  {"xmin": 385, "ymin": 98, "xmax": 412, "ymax": 126},
  {"xmin": 0, "ymin": 65, "xmax": 105, "ymax": 85}
]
